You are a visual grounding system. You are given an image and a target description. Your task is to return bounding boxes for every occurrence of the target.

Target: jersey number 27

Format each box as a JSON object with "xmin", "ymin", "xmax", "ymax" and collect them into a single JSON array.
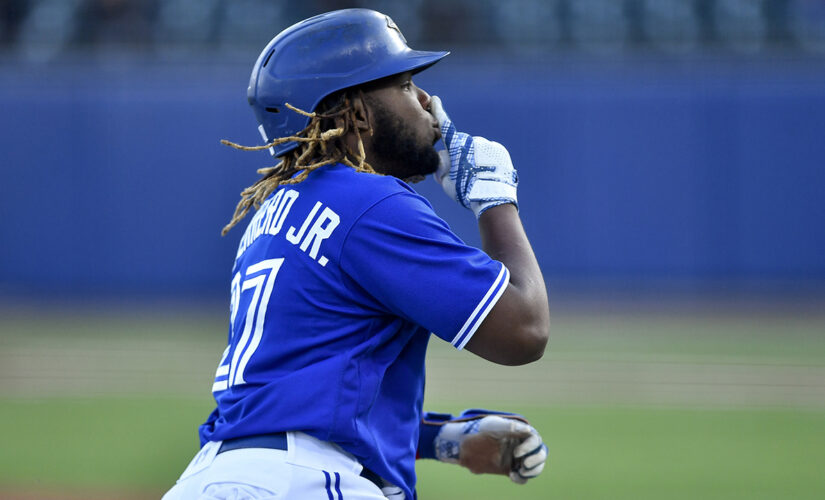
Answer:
[{"xmin": 213, "ymin": 258, "xmax": 284, "ymax": 392}]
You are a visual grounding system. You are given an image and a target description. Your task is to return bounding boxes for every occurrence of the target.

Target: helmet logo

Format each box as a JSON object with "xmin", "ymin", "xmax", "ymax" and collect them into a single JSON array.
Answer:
[{"xmin": 386, "ymin": 16, "xmax": 407, "ymax": 43}]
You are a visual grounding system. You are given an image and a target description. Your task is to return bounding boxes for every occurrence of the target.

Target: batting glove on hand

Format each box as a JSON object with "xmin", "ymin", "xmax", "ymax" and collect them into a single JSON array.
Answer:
[
  {"xmin": 434, "ymin": 415, "xmax": 548, "ymax": 484},
  {"xmin": 430, "ymin": 96, "xmax": 519, "ymax": 218}
]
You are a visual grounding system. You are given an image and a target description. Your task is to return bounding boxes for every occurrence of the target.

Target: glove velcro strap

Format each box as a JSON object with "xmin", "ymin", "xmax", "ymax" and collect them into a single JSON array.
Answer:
[{"xmin": 468, "ymin": 178, "xmax": 518, "ymax": 203}]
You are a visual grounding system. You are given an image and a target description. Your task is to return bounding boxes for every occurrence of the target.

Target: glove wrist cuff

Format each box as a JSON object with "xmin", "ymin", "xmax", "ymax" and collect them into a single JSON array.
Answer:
[
  {"xmin": 433, "ymin": 421, "xmax": 464, "ymax": 464},
  {"xmin": 473, "ymin": 199, "xmax": 519, "ymax": 218}
]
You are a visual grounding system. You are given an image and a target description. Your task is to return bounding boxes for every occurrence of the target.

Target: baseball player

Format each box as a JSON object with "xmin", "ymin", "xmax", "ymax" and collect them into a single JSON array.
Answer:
[{"xmin": 163, "ymin": 8, "xmax": 550, "ymax": 500}]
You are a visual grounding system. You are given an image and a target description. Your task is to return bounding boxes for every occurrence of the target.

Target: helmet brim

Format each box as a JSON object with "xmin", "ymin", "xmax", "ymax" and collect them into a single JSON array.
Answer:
[{"xmin": 274, "ymin": 49, "xmax": 449, "ymax": 157}]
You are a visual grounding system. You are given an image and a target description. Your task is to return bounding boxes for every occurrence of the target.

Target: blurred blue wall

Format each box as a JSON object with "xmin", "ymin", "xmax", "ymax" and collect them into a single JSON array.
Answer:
[{"xmin": 1, "ymin": 56, "xmax": 823, "ymax": 297}]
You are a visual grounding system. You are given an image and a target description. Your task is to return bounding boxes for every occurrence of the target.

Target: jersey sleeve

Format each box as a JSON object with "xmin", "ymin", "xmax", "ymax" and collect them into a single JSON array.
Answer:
[{"xmin": 339, "ymin": 191, "xmax": 509, "ymax": 350}]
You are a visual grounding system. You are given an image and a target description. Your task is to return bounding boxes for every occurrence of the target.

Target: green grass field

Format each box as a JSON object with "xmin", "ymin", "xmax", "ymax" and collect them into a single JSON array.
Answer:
[{"xmin": 1, "ymin": 301, "xmax": 824, "ymax": 499}]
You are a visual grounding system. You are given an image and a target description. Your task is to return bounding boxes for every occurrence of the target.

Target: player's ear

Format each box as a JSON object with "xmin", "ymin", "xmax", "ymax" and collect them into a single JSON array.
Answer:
[{"xmin": 351, "ymin": 90, "xmax": 372, "ymax": 134}]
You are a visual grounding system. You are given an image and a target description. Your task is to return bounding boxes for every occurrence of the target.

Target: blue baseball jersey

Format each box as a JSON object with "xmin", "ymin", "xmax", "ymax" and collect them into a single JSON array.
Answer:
[{"xmin": 199, "ymin": 163, "xmax": 509, "ymax": 498}]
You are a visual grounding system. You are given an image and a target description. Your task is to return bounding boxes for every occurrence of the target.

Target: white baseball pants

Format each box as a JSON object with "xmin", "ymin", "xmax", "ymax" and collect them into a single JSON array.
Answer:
[{"xmin": 162, "ymin": 431, "xmax": 400, "ymax": 500}]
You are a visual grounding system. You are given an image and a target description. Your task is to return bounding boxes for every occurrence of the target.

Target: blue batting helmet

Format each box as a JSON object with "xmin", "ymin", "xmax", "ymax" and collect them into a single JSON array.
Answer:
[{"xmin": 247, "ymin": 8, "xmax": 449, "ymax": 157}]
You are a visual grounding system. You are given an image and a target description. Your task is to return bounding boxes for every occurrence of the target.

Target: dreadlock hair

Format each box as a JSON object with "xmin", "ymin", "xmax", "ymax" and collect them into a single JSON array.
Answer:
[{"xmin": 220, "ymin": 89, "xmax": 377, "ymax": 235}]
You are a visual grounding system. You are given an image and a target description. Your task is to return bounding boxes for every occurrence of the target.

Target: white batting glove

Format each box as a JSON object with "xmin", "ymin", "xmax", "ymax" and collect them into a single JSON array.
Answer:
[
  {"xmin": 434, "ymin": 415, "xmax": 548, "ymax": 484},
  {"xmin": 430, "ymin": 96, "xmax": 519, "ymax": 218}
]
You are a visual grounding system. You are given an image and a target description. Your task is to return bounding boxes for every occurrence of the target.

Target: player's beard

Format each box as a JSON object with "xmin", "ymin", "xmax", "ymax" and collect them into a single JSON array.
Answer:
[{"xmin": 368, "ymin": 103, "xmax": 440, "ymax": 182}]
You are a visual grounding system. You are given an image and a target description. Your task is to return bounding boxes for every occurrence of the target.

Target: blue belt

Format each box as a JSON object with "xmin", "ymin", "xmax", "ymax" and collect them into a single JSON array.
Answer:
[
  {"xmin": 218, "ymin": 432, "xmax": 288, "ymax": 454},
  {"xmin": 217, "ymin": 432, "xmax": 384, "ymax": 488}
]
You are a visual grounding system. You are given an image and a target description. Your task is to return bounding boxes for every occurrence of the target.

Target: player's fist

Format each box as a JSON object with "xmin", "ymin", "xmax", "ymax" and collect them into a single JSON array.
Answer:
[
  {"xmin": 509, "ymin": 421, "xmax": 549, "ymax": 484},
  {"xmin": 429, "ymin": 96, "xmax": 519, "ymax": 218},
  {"xmin": 434, "ymin": 415, "xmax": 548, "ymax": 484}
]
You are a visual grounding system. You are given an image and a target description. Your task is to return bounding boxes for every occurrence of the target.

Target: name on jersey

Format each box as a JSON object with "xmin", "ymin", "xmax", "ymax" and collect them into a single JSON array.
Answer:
[{"xmin": 235, "ymin": 188, "xmax": 340, "ymax": 267}]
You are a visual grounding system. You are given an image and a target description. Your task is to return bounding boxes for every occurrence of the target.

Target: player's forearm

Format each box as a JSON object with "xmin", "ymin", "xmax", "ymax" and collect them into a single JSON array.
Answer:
[
  {"xmin": 479, "ymin": 204, "xmax": 544, "ymax": 292},
  {"xmin": 474, "ymin": 203, "xmax": 550, "ymax": 363}
]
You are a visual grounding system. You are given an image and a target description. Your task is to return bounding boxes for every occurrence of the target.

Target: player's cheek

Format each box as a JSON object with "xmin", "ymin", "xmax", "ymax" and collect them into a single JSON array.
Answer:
[{"xmin": 416, "ymin": 109, "xmax": 434, "ymax": 135}]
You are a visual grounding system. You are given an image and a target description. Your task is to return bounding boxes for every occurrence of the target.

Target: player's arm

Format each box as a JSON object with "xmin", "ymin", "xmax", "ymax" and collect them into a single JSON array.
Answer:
[
  {"xmin": 416, "ymin": 409, "xmax": 548, "ymax": 484},
  {"xmin": 431, "ymin": 97, "xmax": 550, "ymax": 366},
  {"xmin": 471, "ymin": 204, "xmax": 549, "ymax": 364}
]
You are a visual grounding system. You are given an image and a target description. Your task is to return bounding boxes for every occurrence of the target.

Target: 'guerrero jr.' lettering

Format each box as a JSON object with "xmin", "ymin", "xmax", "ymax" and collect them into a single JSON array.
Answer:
[{"xmin": 235, "ymin": 188, "xmax": 340, "ymax": 267}]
